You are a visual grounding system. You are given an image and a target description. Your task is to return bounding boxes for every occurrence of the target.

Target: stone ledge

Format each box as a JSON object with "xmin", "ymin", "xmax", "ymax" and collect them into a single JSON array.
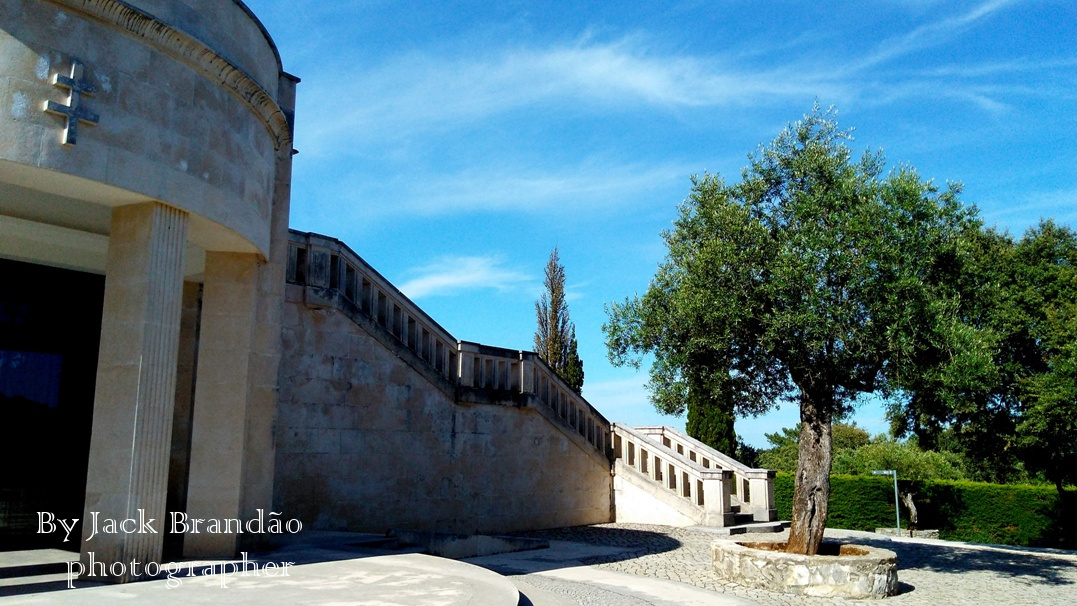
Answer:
[
  {"xmin": 712, "ymin": 539, "xmax": 899, "ymax": 599},
  {"xmin": 875, "ymin": 528, "xmax": 940, "ymax": 539}
]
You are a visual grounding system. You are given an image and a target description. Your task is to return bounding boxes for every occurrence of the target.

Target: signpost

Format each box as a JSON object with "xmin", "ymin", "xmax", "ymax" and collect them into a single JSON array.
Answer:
[{"xmin": 872, "ymin": 469, "xmax": 900, "ymax": 536}]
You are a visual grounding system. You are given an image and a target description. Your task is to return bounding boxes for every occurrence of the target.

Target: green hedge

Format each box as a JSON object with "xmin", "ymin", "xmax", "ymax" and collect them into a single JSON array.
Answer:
[{"xmin": 774, "ymin": 472, "xmax": 1077, "ymax": 548}]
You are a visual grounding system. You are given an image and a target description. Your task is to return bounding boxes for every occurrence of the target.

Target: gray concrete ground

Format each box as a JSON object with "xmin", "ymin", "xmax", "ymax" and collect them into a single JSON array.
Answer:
[
  {"xmin": 2, "ymin": 525, "xmax": 1075, "ymax": 605},
  {"xmin": 0, "ymin": 532, "xmax": 519, "ymax": 605}
]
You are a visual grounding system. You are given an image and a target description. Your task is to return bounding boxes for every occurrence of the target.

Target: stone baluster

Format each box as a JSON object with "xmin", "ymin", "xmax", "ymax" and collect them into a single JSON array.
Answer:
[{"xmin": 457, "ymin": 341, "xmax": 478, "ymax": 387}]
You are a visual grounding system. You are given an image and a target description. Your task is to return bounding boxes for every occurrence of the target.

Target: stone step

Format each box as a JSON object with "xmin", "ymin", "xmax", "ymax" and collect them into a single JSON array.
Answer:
[
  {"xmin": 706, "ymin": 521, "xmax": 790, "ymax": 536},
  {"xmin": 731, "ymin": 512, "xmax": 756, "ymax": 526}
]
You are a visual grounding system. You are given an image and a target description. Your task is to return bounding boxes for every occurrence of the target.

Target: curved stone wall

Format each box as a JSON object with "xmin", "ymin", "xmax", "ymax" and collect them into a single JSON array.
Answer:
[
  {"xmin": 712, "ymin": 540, "xmax": 899, "ymax": 599},
  {"xmin": 110, "ymin": 0, "xmax": 283, "ymax": 94},
  {"xmin": 0, "ymin": 0, "xmax": 291, "ymax": 255}
]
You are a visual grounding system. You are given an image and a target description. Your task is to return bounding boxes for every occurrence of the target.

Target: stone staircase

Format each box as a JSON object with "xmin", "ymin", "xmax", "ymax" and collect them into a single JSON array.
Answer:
[
  {"xmin": 287, "ymin": 229, "xmax": 611, "ymax": 460},
  {"xmin": 611, "ymin": 424, "xmax": 783, "ymax": 533}
]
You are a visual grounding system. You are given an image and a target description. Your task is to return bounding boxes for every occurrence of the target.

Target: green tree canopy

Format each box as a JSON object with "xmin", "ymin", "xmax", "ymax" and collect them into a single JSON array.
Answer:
[
  {"xmin": 888, "ymin": 221, "xmax": 1077, "ymax": 491},
  {"xmin": 1011, "ymin": 222, "xmax": 1077, "ymax": 492},
  {"xmin": 758, "ymin": 422, "xmax": 871, "ymax": 473},
  {"xmin": 831, "ymin": 440, "xmax": 966, "ymax": 482},
  {"xmin": 603, "ymin": 106, "xmax": 988, "ymax": 554}
]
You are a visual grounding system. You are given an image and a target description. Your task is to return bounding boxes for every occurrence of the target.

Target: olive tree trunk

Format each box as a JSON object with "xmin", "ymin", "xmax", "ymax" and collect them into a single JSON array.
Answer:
[{"xmin": 786, "ymin": 394, "xmax": 833, "ymax": 555}]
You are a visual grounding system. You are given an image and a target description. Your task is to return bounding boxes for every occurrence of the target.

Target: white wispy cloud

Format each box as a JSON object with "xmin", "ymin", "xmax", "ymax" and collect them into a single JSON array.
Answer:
[
  {"xmin": 861, "ymin": 81, "xmax": 1022, "ymax": 114},
  {"xmin": 305, "ymin": 157, "xmax": 696, "ymax": 223},
  {"xmin": 980, "ymin": 189, "xmax": 1077, "ymax": 233},
  {"xmin": 294, "ymin": 3, "xmax": 1033, "ymax": 160},
  {"xmin": 396, "ymin": 160, "xmax": 688, "ymax": 215},
  {"xmin": 911, "ymin": 57, "xmax": 1077, "ymax": 78},
  {"xmin": 850, "ymin": 0, "xmax": 1018, "ymax": 72},
  {"xmin": 398, "ymin": 255, "xmax": 534, "ymax": 299},
  {"xmin": 297, "ymin": 37, "xmax": 840, "ymax": 154}
]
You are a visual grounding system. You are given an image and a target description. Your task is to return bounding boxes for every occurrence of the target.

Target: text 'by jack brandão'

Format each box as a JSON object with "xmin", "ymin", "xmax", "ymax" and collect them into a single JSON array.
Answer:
[{"xmin": 37, "ymin": 509, "xmax": 303, "ymax": 588}]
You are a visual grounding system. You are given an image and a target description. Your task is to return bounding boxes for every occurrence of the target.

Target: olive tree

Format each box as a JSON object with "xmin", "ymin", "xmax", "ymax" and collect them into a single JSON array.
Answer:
[{"xmin": 604, "ymin": 107, "xmax": 989, "ymax": 554}]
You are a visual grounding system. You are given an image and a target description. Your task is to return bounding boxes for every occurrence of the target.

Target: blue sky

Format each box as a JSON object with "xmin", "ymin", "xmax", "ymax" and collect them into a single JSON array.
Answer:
[{"xmin": 243, "ymin": 0, "xmax": 1076, "ymax": 448}]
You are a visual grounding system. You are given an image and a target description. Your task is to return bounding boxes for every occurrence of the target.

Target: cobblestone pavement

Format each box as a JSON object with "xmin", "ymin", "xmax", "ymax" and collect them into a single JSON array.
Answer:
[
  {"xmin": 512, "ymin": 574, "xmax": 654, "ymax": 606},
  {"xmin": 517, "ymin": 524, "xmax": 1077, "ymax": 606}
]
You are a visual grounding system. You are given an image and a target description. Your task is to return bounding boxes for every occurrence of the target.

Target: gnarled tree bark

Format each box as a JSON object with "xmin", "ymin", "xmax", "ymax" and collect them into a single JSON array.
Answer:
[
  {"xmin": 786, "ymin": 392, "xmax": 833, "ymax": 555},
  {"xmin": 901, "ymin": 491, "xmax": 918, "ymax": 529}
]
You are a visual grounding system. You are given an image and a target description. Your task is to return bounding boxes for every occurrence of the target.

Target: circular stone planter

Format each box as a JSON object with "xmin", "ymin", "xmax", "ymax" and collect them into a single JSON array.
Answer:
[{"xmin": 712, "ymin": 540, "xmax": 898, "ymax": 599}]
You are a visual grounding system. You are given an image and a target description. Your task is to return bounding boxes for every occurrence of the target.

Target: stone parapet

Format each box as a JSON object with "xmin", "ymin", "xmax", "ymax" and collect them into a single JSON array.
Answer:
[{"xmin": 711, "ymin": 539, "xmax": 899, "ymax": 599}]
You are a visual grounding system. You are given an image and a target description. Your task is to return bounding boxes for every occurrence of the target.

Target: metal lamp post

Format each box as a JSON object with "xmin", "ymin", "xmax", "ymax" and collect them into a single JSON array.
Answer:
[{"xmin": 872, "ymin": 469, "xmax": 900, "ymax": 536}]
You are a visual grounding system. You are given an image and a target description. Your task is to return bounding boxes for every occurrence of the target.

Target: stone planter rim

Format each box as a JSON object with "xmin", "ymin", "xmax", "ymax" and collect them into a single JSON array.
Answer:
[
  {"xmin": 712, "ymin": 539, "xmax": 899, "ymax": 599},
  {"xmin": 726, "ymin": 539, "xmax": 897, "ymax": 563}
]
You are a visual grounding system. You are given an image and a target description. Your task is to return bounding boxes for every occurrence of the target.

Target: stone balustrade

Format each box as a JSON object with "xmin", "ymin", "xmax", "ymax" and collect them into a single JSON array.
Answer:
[
  {"xmin": 457, "ymin": 341, "xmax": 524, "ymax": 391},
  {"xmin": 287, "ymin": 231, "xmax": 458, "ymax": 381},
  {"xmin": 286, "ymin": 230, "xmax": 610, "ymax": 458},
  {"xmin": 525, "ymin": 350, "xmax": 608, "ymax": 455},
  {"xmin": 611, "ymin": 423, "xmax": 736, "ymax": 526},
  {"xmin": 635, "ymin": 426, "xmax": 777, "ymax": 522},
  {"xmin": 455, "ymin": 340, "xmax": 610, "ymax": 456}
]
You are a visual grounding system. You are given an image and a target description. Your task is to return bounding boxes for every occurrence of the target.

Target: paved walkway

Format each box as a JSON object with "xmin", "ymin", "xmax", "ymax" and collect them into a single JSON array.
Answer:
[
  {"xmin": 3, "ymin": 526, "xmax": 1074, "ymax": 604},
  {"xmin": 0, "ymin": 533, "xmax": 520, "ymax": 605},
  {"xmin": 508, "ymin": 523, "xmax": 1077, "ymax": 606}
]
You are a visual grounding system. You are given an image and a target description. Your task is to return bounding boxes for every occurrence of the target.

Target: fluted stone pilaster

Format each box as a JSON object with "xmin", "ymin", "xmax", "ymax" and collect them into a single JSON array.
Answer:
[{"xmin": 81, "ymin": 202, "xmax": 188, "ymax": 582}]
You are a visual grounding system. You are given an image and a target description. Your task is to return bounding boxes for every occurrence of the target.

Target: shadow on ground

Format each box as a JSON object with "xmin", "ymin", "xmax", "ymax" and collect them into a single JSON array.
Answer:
[
  {"xmin": 474, "ymin": 525, "xmax": 685, "ymax": 576},
  {"xmin": 0, "ymin": 532, "xmax": 418, "ymax": 598},
  {"xmin": 514, "ymin": 526, "xmax": 681, "ymax": 562},
  {"xmin": 837, "ymin": 535, "xmax": 1077, "ymax": 586}
]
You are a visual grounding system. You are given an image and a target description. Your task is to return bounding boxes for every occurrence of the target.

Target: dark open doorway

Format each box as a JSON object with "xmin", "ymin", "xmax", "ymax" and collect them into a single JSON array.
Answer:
[{"xmin": 0, "ymin": 259, "xmax": 104, "ymax": 551}]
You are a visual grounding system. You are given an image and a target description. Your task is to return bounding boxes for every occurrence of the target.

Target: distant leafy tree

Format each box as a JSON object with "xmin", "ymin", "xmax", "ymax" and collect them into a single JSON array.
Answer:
[
  {"xmin": 734, "ymin": 436, "xmax": 761, "ymax": 468},
  {"xmin": 888, "ymin": 221, "xmax": 1077, "ymax": 492},
  {"xmin": 884, "ymin": 226, "xmax": 1021, "ymax": 482},
  {"xmin": 686, "ymin": 387, "xmax": 737, "ymax": 454},
  {"xmin": 757, "ymin": 426, "xmax": 801, "ymax": 473},
  {"xmin": 757, "ymin": 422, "xmax": 870, "ymax": 473},
  {"xmin": 604, "ymin": 106, "xmax": 987, "ymax": 555},
  {"xmin": 535, "ymin": 247, "xmax": 584, "ymax": 392},
  {"xmin": 832, "ymin": 440, "xmax": 966, "ymax": 482},
  {"xmin": 834, "ymin": 438, "xmax": 967, "ymax": 528},
  {"xmin": 1011, "ymin": 222, "xmax": 1077, "ymax": 493}
]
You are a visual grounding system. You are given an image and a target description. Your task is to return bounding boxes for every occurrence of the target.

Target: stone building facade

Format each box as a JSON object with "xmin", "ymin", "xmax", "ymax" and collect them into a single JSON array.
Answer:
[{"xmin": 0, "ymin": 0, "xmax": 614, "ymax": 580}]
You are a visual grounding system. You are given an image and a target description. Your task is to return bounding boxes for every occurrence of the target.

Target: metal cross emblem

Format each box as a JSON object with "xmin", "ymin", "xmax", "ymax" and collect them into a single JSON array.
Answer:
[{"xmin": 43, "ymin": 60, "xmax": 99, "ymax": 145}]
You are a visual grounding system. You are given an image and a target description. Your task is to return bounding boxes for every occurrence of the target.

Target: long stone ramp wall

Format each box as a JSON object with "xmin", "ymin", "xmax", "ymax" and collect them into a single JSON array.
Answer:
[{"xmin": 275, "ymin": 230, "xmax": 612, "ymax": 534}]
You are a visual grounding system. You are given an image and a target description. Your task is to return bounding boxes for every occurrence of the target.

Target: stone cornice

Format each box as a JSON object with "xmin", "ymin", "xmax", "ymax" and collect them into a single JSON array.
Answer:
[{"xmin": 45, "ymin": 0, "xmax": 293, "ymax": 150}]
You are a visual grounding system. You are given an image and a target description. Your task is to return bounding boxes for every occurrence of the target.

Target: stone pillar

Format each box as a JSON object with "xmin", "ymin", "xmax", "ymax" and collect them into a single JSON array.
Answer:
[
  {"xmin": 749, "ymin": 475, "xmax": 778, "ymax": 522},
  {"xmin": 518, "ymin": 352, "xmax": 535, "ymax": 394},
  {"xmin": 81, "ymin": 202, "xmax": 188, "ymax": 582},
  {"xmin": 458, "ymin": 342, "xmax": 477, "ymax": 387},
  {"xmin": 701, "ymin": 470, "xmax": 735, "ymax": 527},
  {"xmin": 183, "ymin": 252, "xmax": 260, "ymax": 558}
]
